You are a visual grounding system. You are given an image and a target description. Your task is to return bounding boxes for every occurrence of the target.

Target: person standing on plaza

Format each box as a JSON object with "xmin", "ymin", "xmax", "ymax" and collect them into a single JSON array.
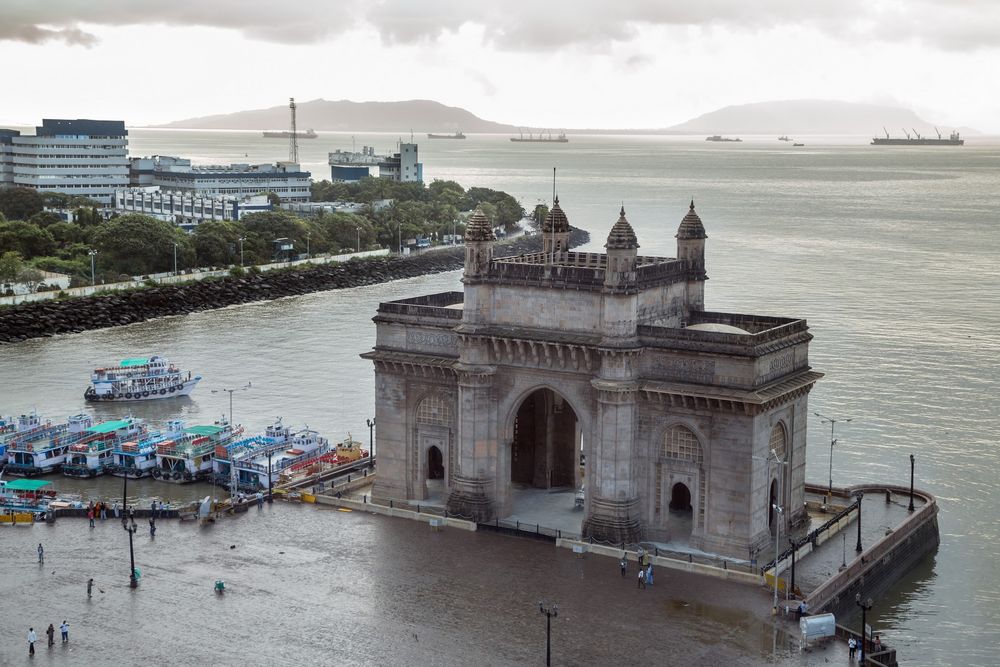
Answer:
[
  {"xmin": 99, "ymin": 501, "xmax": 107, "ymax": 520},
  {"xmin": 37, "ymin": 542, "xmax": 44, "ymax": 563},
  {"xmin": 149, "ymin": 517, "xmax": 156, "ymax": 538},
  {"xmin": 848, "ymin": 636, "xmax": 857, "ymax": 659},
  {"xmin": 60, "ymin": 620, "xmax": 69, "ymax": 643},
  {"xmin": 151, "ymin": 499, "xmax": 157, "ymax": 518},
  {"xmin": 637, "ymin": 567, "xmax": 646, "ymax": 589},
  {"xmin": 646, "ymin": 563, "xmax": 653, "ymax": 586},
  {"xmin": 620, "ymin": 556, "xmax": 627, "ymax": 577},
  {"xmin": 87, "ymin": 507, "xmax": 94, "ymax": 528},
  {"xmin": 113, "ymin": 500, "xmax": 119, "ymax": 518},
  {"xmin": 87, "ymin": 578, "xmax": 94, "ymax": 598},
  {"xmin": 27, "ymin": 627, "xmax": 37, "ymax": 655},
  {"xmin": 46, "ymin": 623, "xmax": 54, "ymax": 647}
]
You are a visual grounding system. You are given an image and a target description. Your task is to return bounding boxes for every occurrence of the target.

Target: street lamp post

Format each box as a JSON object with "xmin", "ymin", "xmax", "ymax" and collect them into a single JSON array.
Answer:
[
  {"xmin": 172, "ymin": 242, "xmax": 179, "ymax": 277},
  {"xmin": 856, "ymin": 593, "xmax": 874, "ymax": 659},
  {"xmin": 366, "ymin": 417, "xmax": 376, "ymax": 460},
  {"xmin": 356, "ymin": 227, "xmax": 361, "ymax": 253},
  {"xmin": 238, "ymin": 236, "xmax": 246, "ymax": 267},
  {"xmin": 397, "ymin": 221, "xmax": 402, "ymax": 255},
  {"xmin": 814, "ymin": 412, "xmax": 852, "ymax": 506},
  {"xmin": 306, "ymin": 231, "xmax": 311, "ymax": 258},
  {"xmin": 908, "ymin": 454, "xmax": 916, "ymax": 512},
  {"xmin": 211, "ymin": 383, "xmax": 252, "ymax": 427},
  {"xmin": 538, "ymin": 601, "xmax": 558, "ymax": 666},
  {"xmin": 754, "ymin": 450, "xmax": 787, "ymax": 613},
  {"xmin": 855, "ymin": 490, "xmax": 865, "ymax": 552},
  {"xmin": 126, "ymin": 521, "xmax": 138, "ymax": 588},
  {"xmin": 267, "ymin": 449, "xmax": 274, "ymax": 504},
  {"xmin": 88, "ymin": 249, "xmax": 98, "ymax": 286},
  {"xmin": 841, "ymin": 532, "xmax": 847, "ymax": 570},
  {"xmin": 452, "ymin": 218, "xmax": 457, "ymax": 245},
  {"xmin": 788, "ymin": 537, "xmax": 797, "ymax": 597}
]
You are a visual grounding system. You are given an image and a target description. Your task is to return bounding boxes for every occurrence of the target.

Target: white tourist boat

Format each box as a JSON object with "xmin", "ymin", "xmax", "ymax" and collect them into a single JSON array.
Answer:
[
  {"xmin": 212, "ymin": 418, "xmax": 292, "ymax": 491},
  {"xmin": 0, "ymin": 476, "xmax": 59, "ymax": 513},
  {"xmin": 224, "ymin": 424, "xmax": 334, "ymax": 492},
  {"xmin": 153, "ymin": 417, "xmax": 243, "ymax": 483},
  {"xmin": 110, "ymin": 420, "xmax": 186, "ymax": 479},
  {"xmin": 4, "ymin": 414, "xmax": 93, "ymax": 476},
  {"xmin": 0, "ymin": 412, "xmax": 45, "ymax": 465},
  {"xmin": 84, "ymin": 356, "xmax": 202, "ymax": 402},
  {"xmin": 62, "ymin": 417, "xmax": 147, "ymax": 478}
]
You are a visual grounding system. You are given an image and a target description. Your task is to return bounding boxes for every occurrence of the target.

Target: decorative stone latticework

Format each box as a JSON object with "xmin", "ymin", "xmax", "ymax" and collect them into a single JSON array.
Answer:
[{"xmin": 362, "ymin": 201, "xmax": 822, "ymax": 558}]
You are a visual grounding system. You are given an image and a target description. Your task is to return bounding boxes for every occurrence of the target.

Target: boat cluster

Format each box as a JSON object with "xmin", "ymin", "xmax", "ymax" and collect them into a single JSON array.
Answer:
[{"xmin": 0, "ymin": 412, "xmax": 368, "ymax": 513}]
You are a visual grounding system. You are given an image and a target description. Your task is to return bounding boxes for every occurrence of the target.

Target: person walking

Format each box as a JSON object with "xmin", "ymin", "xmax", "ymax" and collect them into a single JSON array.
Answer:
[
  {"xmin": 646, "ymin": 563, "xmax": 654, "ymax": 587},
  {"xmin": 848, "ymin": 636, "xmax": 857, "ymax": 660},
  {"xmin": 159, "ymin": 500, "xmax": 166, "ymax": 516},
  {"xmin": 151, "ymin": 499, "xmax": 157, "ymax": 518},
  {"xmin": 637, "ymin": 568, "xmax": 646, "ymax": 589},
  {"xmin": 28, "ymin": 627, "xmax": 37, "ymax": 655},
  {"xmin": 256, "ymin": 491, "xmax": 264, "ymax": 508},
  {"xmin": 99, "ymin": 501, "xmax": 107, "ymax": 520},
  {"xmin": 620, "ymin": 556, "xmax": 627, "ymax": 577},
  {"xmin": 37, "ymin": 542, "xmax": 44, "ymax": 563},
  {"xmin": 149, "ymin": 517, "xmax": 156, "ymax": 538},
  {"xmin": 87, "ymin": 507, "xmax": 95, "ymax": 528},
  {"xmin": 46, "ymin": 623, "xmax": 54, "ymax": 648},
  {"xmin": 87, "ymin": 578, "xmax": 94, "ymax": 598},
  {"xmin": 60, "ymin": 620, "xmax": 69, "ymax": 643},
  {"xmin": 873, "ymin": 635, "xmax": 882, "ymax": 653},
  {"xmin": 113, "ymin": 500, "xmax": 120, "ymax": 518}
]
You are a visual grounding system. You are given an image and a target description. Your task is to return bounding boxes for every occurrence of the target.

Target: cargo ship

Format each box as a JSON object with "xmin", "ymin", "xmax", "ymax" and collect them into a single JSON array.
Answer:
[
  {"xmin": 706, "ymin": 135, "xmax": 742, "ymax": 142},
  {"xmin": 871, "ymin": 127, "xmax": 963, "ymax": 146},
  {"xmin": 263, "ymin": 129, "xmax": 317, "ymax": 139},
  {"xmin": 510, "ymin": 130, "xmax": 569, "ymax": 143},
  {"xmin": 427, "ymin": 131, "xmax": 466, "ymax": 139}
]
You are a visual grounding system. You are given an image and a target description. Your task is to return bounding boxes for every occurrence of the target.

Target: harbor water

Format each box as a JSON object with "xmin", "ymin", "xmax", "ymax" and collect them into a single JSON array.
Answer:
[{"xmin": 1, "ymin": 131, "xmax": 998, "ymax": 664}]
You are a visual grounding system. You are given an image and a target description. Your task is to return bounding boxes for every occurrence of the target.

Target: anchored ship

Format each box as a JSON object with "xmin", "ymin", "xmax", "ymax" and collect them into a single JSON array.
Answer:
[
  {"xmin": 706, "ymin": 135, "xmax": 742, "ymax": 142},
  {"xmin": 263, "ymin": 129, "xmax": 317, "ymax": 139},
  {"xmin": 510, "ymin": 130, "xmax": 569, "ymax": 143},
  {"xmin": 871, "ymin": 127, "xmax": 964, "ymax": 146},
  {"xmin": 427, "ymin": 131, "xmax": 466, "ymax": 139},
  {"xmin": 84, "ymin": 356, "xmax": 201, "ymax": 402}
]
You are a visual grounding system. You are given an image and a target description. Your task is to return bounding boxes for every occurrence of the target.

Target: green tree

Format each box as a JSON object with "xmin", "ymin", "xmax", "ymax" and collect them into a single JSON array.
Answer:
[
  {"xmin": 90, "ymin": 214, "xmax": 188, "ymax": 275},
  {"xmin": 47, "ymin": 222, "xmax": 88, "ymax": 246},
  {"xmin": 193, "ymin": 220, "xmax": 245, "ymax": 266},
  {"xmin": 0, "ymin": 187, "xmax": 44, "ymax": 220},
  {"xmin": 0, "ymin": 220, "xmax": 56, "ymax": 258},
  {"xmin": 28, "ymin": 211, "xmax": 63, "ymax": 228},
  {"xmin": 0, "ymin": 250, "xmax": 23, "ymax": 283},
  {"xmin": 239, "ymin": 210, "xmax": 317, "ymax": 263}
]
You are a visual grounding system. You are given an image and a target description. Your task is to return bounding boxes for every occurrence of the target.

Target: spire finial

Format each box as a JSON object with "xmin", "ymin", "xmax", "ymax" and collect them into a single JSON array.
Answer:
[
  {"xmin": 690, "ymin": 199, "xmax": 695, "ymax": 211},
  {"xmin": 620, "ymin": 203, "xmax": 626, "ymax": 217},
  {"xmin": 554, "ymin": 194, "xmax": 559, "ymax": 205}
]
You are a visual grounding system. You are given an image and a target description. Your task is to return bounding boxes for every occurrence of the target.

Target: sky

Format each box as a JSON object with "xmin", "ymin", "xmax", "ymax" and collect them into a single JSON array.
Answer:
[{"xmin": 1, "ymin": 0, "xmax": 998, "ymax": 132}]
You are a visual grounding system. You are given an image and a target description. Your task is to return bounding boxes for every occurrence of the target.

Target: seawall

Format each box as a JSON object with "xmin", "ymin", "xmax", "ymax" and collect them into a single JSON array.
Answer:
[{"xmin": 0, "ymin": 229, "xmax": 589, "ymax": 344}]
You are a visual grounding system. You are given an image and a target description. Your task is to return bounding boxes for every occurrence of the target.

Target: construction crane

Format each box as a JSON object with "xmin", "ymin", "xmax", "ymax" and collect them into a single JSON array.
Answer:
[
  {"xmin": 288, "ymin": 98, "xmax": 299, "ymax": 164},
  {"xmin": 911, "ymin": 128, "xmax": 921, "ymax": 140}
]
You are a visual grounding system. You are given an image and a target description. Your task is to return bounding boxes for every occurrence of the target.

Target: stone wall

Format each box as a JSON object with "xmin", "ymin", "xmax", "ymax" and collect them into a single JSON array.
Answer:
[{"xmin": 0, "ymin": 229, "xmax": 589, "ymax": 344}]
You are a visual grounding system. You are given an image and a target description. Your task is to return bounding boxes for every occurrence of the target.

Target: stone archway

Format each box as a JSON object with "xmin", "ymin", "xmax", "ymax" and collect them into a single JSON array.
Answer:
[
  {"xmin": 670, "ymin": 482, "xmax": 692, "ymax": 511},
  {"xmin": 427, "ymin": 446, "xmax": 444, "ymax": 480}
]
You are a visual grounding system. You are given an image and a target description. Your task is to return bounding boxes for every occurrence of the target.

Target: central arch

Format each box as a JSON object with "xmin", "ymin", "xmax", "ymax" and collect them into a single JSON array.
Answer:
[{"xmin": 510, "ymin": 388, "xmax": 578, "ymax": 489}]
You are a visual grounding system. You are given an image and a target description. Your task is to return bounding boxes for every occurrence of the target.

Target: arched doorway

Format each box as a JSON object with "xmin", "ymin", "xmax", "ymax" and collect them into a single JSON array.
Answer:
[
  {"xmin": 427, "ymin": 446, "xmax": 444, "ymax": 480},
  {"xmin": 670, "ymin": 482, "xmax": 692, "ymax": 511},
  {"xmin": 510, "ymin": 388, "xmax": 578, "ymax": 489},
  {"xmin": 769, "ymin": 478, "xmax": 778, "ymax": 531}
]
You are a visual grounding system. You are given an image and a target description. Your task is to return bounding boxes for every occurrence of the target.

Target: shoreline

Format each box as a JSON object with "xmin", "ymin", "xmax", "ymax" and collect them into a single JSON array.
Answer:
[{"xmin": 0, "ymin": 229, "xmax": 589, "ymax": 344}]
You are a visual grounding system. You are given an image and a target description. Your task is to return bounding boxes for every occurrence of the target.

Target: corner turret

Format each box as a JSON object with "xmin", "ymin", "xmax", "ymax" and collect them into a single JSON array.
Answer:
[
  {"xmin": 676, "ymin": 200, "xmax": 707, "ymax": 264},
  {"xmin": 542, "ymin": 196, "xmax": 570, "ymax": 257},
  {"xmin": 463, "ymin": 207, "xmax": 495, "ymax": 281},
  {"xmin": 604, "ymin": 206, "xmax": 639, "ymax": 290}
]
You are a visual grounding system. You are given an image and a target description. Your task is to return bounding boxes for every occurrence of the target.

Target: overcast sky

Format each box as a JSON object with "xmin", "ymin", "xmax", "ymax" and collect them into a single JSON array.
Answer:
[{"xmin": 1, "ymin": 0, "xmax": 997, "ymax": 131}]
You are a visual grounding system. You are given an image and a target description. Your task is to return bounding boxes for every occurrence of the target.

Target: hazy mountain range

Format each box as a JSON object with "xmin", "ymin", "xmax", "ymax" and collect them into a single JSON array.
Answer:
[{"xmin": 155, "ymin": 98, "xmax": 972, "ymax": 136}]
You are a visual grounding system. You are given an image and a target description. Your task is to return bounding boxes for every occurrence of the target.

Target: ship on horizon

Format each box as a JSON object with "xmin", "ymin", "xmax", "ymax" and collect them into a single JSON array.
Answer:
[
  {"xmin": 510, "ymin": 129, "xmax": 568, "ymax": 143},
  {"xmin": 263, "ymin": 128, "xmax": 318, "ymax": 139},
  {"xmin": 706, "ymin": 135, "xmax": 742, "ymax": 142},
  {"xmin": 871, "ymin": 127, "xmax": 964, "ymax": 146},
  {"xmin": 427, "ymin": 131, "xmax": 466, "ymax": 139}
]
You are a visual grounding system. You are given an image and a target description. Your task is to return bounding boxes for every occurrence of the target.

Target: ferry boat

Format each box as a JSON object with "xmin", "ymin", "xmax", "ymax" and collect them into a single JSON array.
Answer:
[
  {"xmin": 212, "ymin": 418, "xmax": 293, "ymax": 491},
  {"xmin": 62, "ymin": 417, "xmax": 147, "ymax": 478},
  {"xmin": 778, "ymin": 136, "xmax": 790, "ymax": 141},
  {"xmin": 109, "ymin": 421, "xmax": 186, "ymax": 479},
  {"xmin": 278, "ymin": 435, "xmax": 369, "ymax": 485},
  {"xmin": 0, "ymin": 412, "xmax": 45, "ymax": 464},
  {"xmin": 4, "ymin": 415, "xmax": 93, "ymax": 476},
  {"xmin": 84, "ymin": 356, "xmax": 202, "ymax": 402},
  {"xmin": 0, "ymin": 477, "xmax": 58, "ymax": 513},
  {"xmin": 153, "ymin": 417, "xmax": 243, "ymax": 483}
]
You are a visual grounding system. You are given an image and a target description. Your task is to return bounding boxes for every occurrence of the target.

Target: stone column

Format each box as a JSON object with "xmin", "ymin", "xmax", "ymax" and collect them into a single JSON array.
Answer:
[
  {"xmin": 446, "ymin": 364, "xmax": 498, "ymax": 521},
  {"xmin": 582, "ymin": 379, "xmax": 644, "ymax": 544}
]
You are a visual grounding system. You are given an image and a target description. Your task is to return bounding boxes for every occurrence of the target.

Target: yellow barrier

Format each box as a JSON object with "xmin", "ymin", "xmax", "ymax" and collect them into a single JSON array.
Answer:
[
  {"xmin": 4, "ymin": 512, "xmax": 35, "ymax": 524},
  {"xmin": 764, "ymin": 571, "xmax": 788, "ymax": 592},
  {"xmin": 301, "ymin": 493, "xmax": 316, "ymax": 504}
]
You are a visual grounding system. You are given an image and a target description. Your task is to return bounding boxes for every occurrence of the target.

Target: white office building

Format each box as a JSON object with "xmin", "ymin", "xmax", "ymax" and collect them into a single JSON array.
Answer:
[
  {"xmin": 131, "ymin": 156, "xmax": 312, "ymax": 202},
  {"xmin": 378, "ymin": 143, "xmax": 423, "ymax": 183},
  {"xmin": 0, "ymin": 119, "xmax": 129, "ymax": 204},
  {"xmin": 113, "ymin": 187, "xmax": 272, "ymax": 231}
]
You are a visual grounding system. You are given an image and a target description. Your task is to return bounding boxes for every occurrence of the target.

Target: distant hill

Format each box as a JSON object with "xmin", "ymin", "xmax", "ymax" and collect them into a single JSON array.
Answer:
[
  {"xmin": 664, "ymin": 100, "xmax": 974, "ymax": 136},
  {"xmin": 156, "ymin": 99, "xmax": 519, "ymax": 133}
]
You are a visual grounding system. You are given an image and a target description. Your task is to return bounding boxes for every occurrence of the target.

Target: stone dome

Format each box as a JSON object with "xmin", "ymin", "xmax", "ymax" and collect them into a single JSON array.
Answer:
[
  {"xmin": 542, "ymin": 196, "xmax": 570, "ymax": 234},
  {"xmin": 465, "ymin": 208, "xmax": 495, "ymax": 242},
  {"xmin": 605, "ymin": 206, "xmax": 639, "ymax": 250},
  {"xmin": 676, "ymin": 200, "xmax": 707, "ymax": 240}
]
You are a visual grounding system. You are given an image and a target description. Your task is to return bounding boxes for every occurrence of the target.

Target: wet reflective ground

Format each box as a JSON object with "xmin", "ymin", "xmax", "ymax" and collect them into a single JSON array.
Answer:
[{"xmin": 1, "ymin": 506, "xmax": 837, "ymax": 666}]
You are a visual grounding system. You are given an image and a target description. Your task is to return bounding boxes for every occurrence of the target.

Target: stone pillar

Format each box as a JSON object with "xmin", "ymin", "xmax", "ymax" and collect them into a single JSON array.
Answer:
[
  {"xmin": 583, "ymin": 379, "xmax": 644, "ymax": 544},
  {"xmin": 446, "ymin": 365, "xmax": 498, "ymax": 521}
]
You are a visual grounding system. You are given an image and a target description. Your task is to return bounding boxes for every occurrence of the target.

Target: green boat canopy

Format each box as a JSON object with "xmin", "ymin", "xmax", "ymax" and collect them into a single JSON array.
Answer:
[
  {"xmin": 87, "ymin": 419, "xmax": 133, "ymax": 434},
  {"xmin": 3, "ymin": 479, "xmax": 51, "ymax": 491},
  {"xmin": 185, "ymin": 425, "xmax": 224, "ymax": 437},
  {"xmin": 119, "ymin": 358, "xmax": 150, "ymax": 367}
]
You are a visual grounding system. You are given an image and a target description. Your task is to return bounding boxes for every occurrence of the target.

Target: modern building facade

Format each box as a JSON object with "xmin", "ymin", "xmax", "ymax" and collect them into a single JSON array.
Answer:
[
  {"xmin": 363, "ymin": 200, "xmax": 822, "ymax": 559},
  {"xmin": 0, "ymin": 119, "xmax": 129, "ymax": 204},
  {"xmin": 378, "ymin": 143, "xmax": 423, "ymax": 183},
  {"xmin": 130, "ymin": 156, "xmax": 311, "ymax": 202},
  {"xmin": 112, "ymin": 187, "xmax": 272, "ymax": 230}
]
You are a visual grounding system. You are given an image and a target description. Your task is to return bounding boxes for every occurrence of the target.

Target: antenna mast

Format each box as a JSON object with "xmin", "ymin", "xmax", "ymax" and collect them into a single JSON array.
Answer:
[
  {"xmin": 551, "ymin": 167, "xmax": 556, "ymax": 265},
  {"xmin": 288, "ymin": 97, "xmax": 299, "ymax": 164}
]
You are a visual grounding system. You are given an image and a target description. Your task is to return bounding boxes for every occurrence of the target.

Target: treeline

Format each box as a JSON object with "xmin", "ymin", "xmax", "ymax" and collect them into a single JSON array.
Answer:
[{"xmin": 0, "ymin": 177, "xmax": 526, "ymax": 289}]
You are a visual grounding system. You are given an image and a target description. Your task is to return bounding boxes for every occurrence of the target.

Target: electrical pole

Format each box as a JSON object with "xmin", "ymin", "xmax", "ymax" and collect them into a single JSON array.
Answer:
[
  {"xmin": 538, "ymin": 601, "xmax": 558, "ymax": 666},
  {"xmin": 89, "ymin": 249, "xmax": 97, "ymax": 286},
  {"xmin": 814, "ymin": 412, "xmax": 852, "ymax": 506},
  {"xmin": 239, "ymin": 237, "xmax": 246, "ymax": 267}
]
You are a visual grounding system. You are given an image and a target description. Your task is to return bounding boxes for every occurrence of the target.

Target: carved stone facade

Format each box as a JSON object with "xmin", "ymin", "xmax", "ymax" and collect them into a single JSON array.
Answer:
[{"xmin": 362, "ymin": 202, "xmax": 822, "ymax": 558}]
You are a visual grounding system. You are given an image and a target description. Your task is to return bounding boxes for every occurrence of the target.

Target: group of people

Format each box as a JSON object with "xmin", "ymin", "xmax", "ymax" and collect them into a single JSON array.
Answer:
[
  {"xmin": 82, "ymin": 498, "xmax": 169, "ymax": 532},
  {"xmin": 847, "ymin": 634, "xmax": 883, "ymax": 662},
  {"xmin": 619, "ymin": 551, "xmax": 655, "ymax": 590},
  {"xmin": 26, "ymin": 622, "xmax": 69, "ymax": 655}
]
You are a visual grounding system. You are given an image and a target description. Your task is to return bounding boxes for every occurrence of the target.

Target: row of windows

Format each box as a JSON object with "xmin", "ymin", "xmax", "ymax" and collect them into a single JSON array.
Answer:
[
  {"xmin": 12, "ymin": 164, "xmax": 128, "ymax": 170},
  {"xmin": 658, "ymin": 423, "xmax": 787, "ymax": 463}
]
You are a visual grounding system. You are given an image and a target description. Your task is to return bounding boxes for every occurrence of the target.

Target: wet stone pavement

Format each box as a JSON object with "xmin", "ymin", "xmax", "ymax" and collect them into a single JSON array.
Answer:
[{"xmin": 2, "ymin": 503, "xmax": 850, "ymax": 666}]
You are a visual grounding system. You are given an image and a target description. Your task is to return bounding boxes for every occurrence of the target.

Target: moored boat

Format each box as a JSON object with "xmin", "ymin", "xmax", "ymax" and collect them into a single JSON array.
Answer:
[
  {"xmin": 4, "ymin": 415, "xmax": 93, "ymax": 476},
  {"xmin": 0, "ymin": 412, "xmax": 45, "ymax": 465},
  {"xmin": 109, "ymin": 420, "xmax": 186, "ymax": 479},
  {"xmin": 154, "ymin": 417, "xmax": 243, "ymax": 483},
  {"xmin": 62, "ymin": 417, "xmax": 147, "ymax": 478},
  {"xmin": 84, "ymin": 356, "xmax": 202, "ymax": 402},
  {"xmin": 212, "ymin": 418, "xmax": 293, "ymax": 491},
  {"xmin": 0, "ymin": 476, "xmax": 58, "ymax": 513}
]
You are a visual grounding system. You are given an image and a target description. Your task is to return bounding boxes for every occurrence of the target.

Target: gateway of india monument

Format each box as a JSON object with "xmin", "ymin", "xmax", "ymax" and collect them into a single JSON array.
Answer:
[{"xmin": 363, "ymin": 200, "xmax": 822, "ymax": 558}]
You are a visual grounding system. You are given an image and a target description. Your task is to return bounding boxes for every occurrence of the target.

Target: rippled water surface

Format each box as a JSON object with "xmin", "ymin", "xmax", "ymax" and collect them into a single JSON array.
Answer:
[{"xmin": 1, "ymin": 131, "xmax": 999, "ymax": 664}]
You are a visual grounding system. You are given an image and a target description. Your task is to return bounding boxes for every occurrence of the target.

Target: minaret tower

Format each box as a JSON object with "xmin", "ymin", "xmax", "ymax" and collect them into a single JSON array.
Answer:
[
  {"xmin": 675, "ymin": 200, "xmax": 708, "ymax": 312},
  {"xmin": 542, "ymin": 196, "xmax": 571, "ymax": 258}
]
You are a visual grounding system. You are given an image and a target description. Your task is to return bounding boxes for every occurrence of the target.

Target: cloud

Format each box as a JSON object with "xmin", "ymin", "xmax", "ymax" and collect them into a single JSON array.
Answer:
[{"xmin": 1, "ymin": 0, "xmax": 999, "ymax": 52}]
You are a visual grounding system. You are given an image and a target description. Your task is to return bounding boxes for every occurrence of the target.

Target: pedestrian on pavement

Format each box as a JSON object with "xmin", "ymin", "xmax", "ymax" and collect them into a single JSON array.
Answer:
[
  {"xmin": 149, "ymin": 517, "xmax": 156, "ymax": 537},
  {"xmin": 28, "ymin": 627, "xmax": 37, "ymax": 655},
  {"xmin": 848, "ymin": 636, "xmax": 857, "ymax": 659},
  {"xmin": 99, "ymin": 501, "xmax": 107, "ymax": 520},
  {"xmin": 46, "ymin": 623, "xmax": 54, "ymax": 647},
  {"xmin": 87, "ymin": 578, "xmax": 94, "ymax": 598},
  {"xmin": 87, "ymin": 508, "xmax": 95, "ymax": 528},
  {"xmin": 874, "ymin": 635, "xmax": 882, "ymax": 653},
  {"xmin": 620, "ymin": 556, "xmax": 627, "ymax": 577},
  {"xmin": 37, "ymin": 542, "xmax": 44, "ymax": 563},
  {"xmin": 637, "ymin": 568, "xmax": 646, "ymax": 589},
  {"xmin": 60, "ymin": 621, "xmax": 69, "ymax": 642},
  {"xmin": 113, "ymin": 500, "xmax": 120, "ymax": 518},
  {"xmin": 159, "ymin": 500, "xmax": 165, "ymax": 515},
  {"xmin": 151, "ymin": 500, "xmax": 157, "ymax": 518},
  {"xmin": 257, "ymin": 491, "xmax": 264, "ymax": 508},
  {"xmin": 646, "ymin": 563, "xmax": 653, "ymax": 586}
]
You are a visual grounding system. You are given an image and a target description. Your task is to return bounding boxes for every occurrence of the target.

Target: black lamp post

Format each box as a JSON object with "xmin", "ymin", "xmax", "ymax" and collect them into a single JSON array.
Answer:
[
  {"xmin": 366, "ymin": 417, "xmax": 376, "ymax": 461},
  {"xmin": 908, "ymin": 454, "xmax": 915, "ymax": 512},
  {"xmin": 267, "ymin": 449, "xmax": 274, "ymax": 504},
  {"xmin": 855, "ymin": 593, "xmax": 873, "ymax": 658},
  {"xmin": 126, "ymin": 522, "xmax": 138, "ymax": 588},
  {"xmin": 788, "ymin": 538, "xmax": 797, "ymax": 596},
  {"xmin": 538, "ymin": 601, "xmax": 558, "ymax": 667},
  {"xmin": 855, "ymin": 491, "xmax": 864, "ymax": 552}
]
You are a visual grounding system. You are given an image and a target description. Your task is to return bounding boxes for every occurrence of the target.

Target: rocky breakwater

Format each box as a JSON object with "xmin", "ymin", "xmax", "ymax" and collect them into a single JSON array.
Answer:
[{"xmin": 0, "ymin": 229, "xmax": 589, "ymax": 343}]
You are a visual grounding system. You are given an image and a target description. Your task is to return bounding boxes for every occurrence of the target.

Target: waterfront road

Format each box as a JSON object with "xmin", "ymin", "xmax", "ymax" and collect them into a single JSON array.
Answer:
[{"xmin": 1, "ymin": 503, "xmax": 849, "ymax": 666}]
